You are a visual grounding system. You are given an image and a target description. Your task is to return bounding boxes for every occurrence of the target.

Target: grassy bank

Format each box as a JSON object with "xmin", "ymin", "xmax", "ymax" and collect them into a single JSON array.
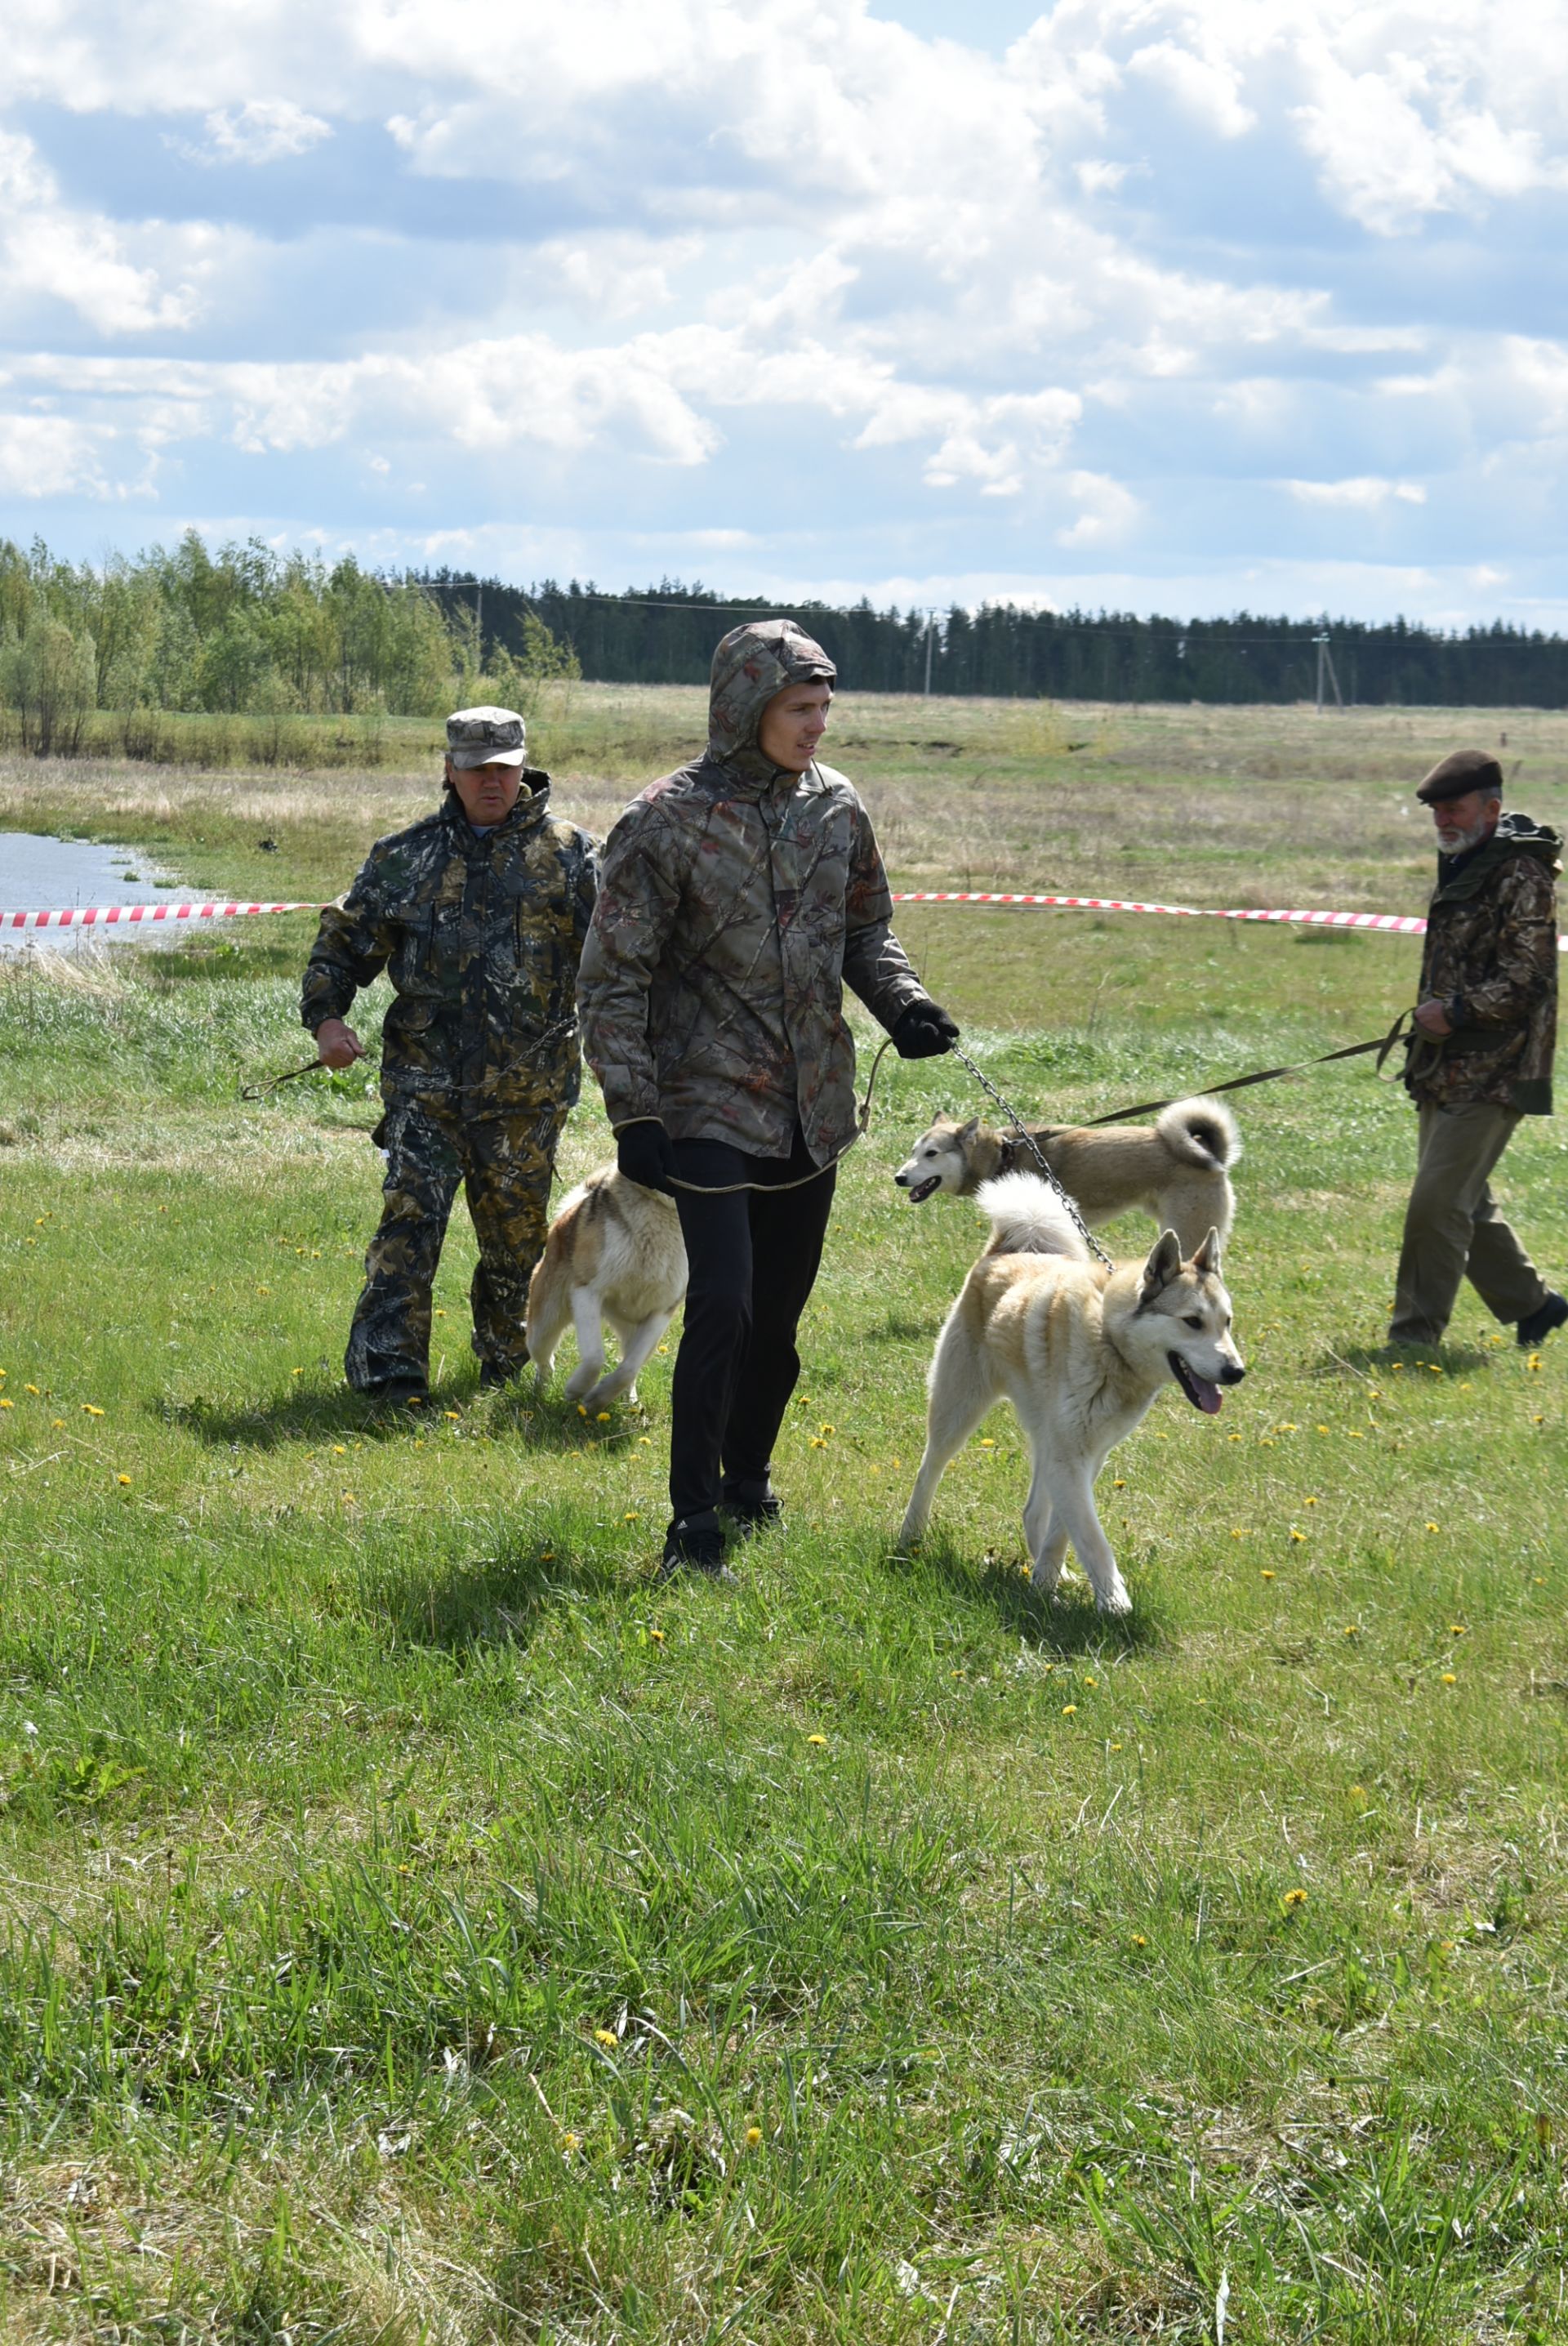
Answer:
[{"xmin": 2, "ymin": 699, "xmax": 1566, "ymax": 2341}]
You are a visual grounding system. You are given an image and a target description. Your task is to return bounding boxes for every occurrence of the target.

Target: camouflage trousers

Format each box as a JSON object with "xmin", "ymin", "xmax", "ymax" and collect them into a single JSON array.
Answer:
[{"xmin": 345, "ymin": 1094, "xmax": 568, "ymax": 1394}]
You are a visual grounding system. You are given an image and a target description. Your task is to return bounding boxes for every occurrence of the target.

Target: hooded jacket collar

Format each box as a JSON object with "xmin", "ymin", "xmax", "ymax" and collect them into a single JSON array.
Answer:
[
  {"xmin": 1432, "ymin": 809, "xmax": 1562, "ymax": 906},
  {"xmin": 442, "ymin": 768, "xmax": 553, "ymax": 850}
]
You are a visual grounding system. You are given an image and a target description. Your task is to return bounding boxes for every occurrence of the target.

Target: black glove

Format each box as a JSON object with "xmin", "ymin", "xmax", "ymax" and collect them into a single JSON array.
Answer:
[
  {"xmin": 890, "ymin": 998, "xmax": 960, "ymax": 1060},
  {"xmin": 616, "ymin": 1119, "xmax": 679, "ymax": 1195}
]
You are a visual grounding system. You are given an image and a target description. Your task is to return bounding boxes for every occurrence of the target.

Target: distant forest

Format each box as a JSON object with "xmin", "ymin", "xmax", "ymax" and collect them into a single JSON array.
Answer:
[
  {"xmin": 421, "ymin": 572, "xmax": 1568, "ymax": 708},
  {"xmin": 3, "ymin": 533, "xmax": 1565, "ymax": 752}
]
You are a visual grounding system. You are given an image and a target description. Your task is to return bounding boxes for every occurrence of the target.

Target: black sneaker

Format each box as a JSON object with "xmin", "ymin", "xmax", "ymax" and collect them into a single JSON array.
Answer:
[
  {"xmin": 479, "ymin": 1358, "xmax": 528, "ymax": 1391},
  {"xmin": 657, "ymin": 1514, "xmax": 735, "ymax": 1584},
  {"xmin": 1517, "ymin": 1291, "xmax": 1568, "ymax": 1349},
  {"xmin": 721, "ymin": 1480, "xmax": 783, "ymax": 1536}
]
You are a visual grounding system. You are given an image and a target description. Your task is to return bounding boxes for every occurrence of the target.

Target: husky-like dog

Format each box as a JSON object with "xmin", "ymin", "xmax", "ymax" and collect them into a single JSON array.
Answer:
[
  {"xmin": 898, "ymin": 1173, "xmax": 1245, "ymax": 1615},
  {"xmin": 894, "ymin": 1098, "xmax": 1240, "ymax": 1254},
  {"xmin": 525, "ymin": 1166, "xmax": 688, "ymax": 1411}
]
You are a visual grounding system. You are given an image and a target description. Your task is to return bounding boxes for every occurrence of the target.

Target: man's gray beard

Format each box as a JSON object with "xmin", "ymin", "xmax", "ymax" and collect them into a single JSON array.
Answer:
[{"xmin": 1436, "ymin": 816, "xmax": 1491, "ymax": 853}]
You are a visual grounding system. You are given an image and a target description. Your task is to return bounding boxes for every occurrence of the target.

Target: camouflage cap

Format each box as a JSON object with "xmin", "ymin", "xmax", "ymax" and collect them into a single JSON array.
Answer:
[
  {"xmin": 446, "ymin": 705, "xmax": 528, "ymax": 769},
  {"xmin": 1416, "ymin": 748, "xmax": 1504, "ymax": 803}
]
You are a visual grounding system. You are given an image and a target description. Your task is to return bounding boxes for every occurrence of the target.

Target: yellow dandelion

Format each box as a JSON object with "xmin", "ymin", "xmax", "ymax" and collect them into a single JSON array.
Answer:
[
  {"xmin": 342, "ymin": 1492, "xmax": 356, "ymax": 1504},
  {"xmin": 1425, "ymin": 1521, "xmax": 1440, "ymax": 1533},
  {"xmin": 1114, "ymin": 1478, "xmax": 1126, "ymax": 1488},
  {"xmin": 1528, "ymin": 1353, "xmax": 1542, "ymax": 1371},
  {"xmin": 541, "ymin": 1550, "xmax": 555, "ymax": 1561},
  {"xmin": 746, "ymin": 2125, "xmax": 763, "ymax": 2146},
  {"xmin": 806, "ymin": 1733, "xmax": 827, "ymax": 1746},
  {"xmin": 291, "ymin": 1367, "xmax": 303, "ymax": 1377},
  {"xmin": 1018, "ymin": 1564, "xmax": 1031, "ymax": 1581},
  {"xmin": 594, "ymin": 2027, "xmax": 617, "ymax": 2048},
  {"xmin": 1061, "ymin": 1703, "xmax": 1077, "ymax": 1717},
  {"xmin": 24, "ymin": 1384, "xmax": 39, "ymax": 1396},
  {"xmin": 1346, "ymin": 1429, "xmax": 1364, "ymax": 1438},
  {"xmin": 1428, "ymin": 1363, "xmax": 1443, "ymax": 1375},
  {"xmin": 978, "ymin": 1437, "xmax": 995, "ymax": 1448},
  {"xmin": 434, "ymin": 1308, "xmax": 446, "ymax": 1318},
  {"xmin": 1227, "ymin": 1432, "xmax": 1243, "ymax": 1443},
  {"xmin": 1231, "ymin": 1528, "xmax": 1246, "ymax": 1539},
  {"xmin": 577, "ymin": 1403, "xmax": 588, "ymax": 1416},
  {"xmin": 648, "ymin": 1627, "xmax": 665, "ymax": 1644},
  {"xmin": 332, "ymin": 1443, "xmax": 346, "ymax": 1455},
  {"xmin": 0, "ymin": 1398, "xmax": 11, "ymax": 1411},
  {"xmin": 1110, "ymin": 1741, "xmax": 1124, "ymax": 1751},
  {"xmin": 51, "ymin": 1418, "xmax": 64, "ymax": 1429},
  {"xmin": 809, "ymin": 1436, "xmax": 826, "ymax": 1448},
  {"xmin": 657, "ymin": 1343, "xmax": 668, "ymax": 1354},
  {"xmin": 819, "ymin": 1422, "xmax": 835, "ymax": 1436},
  {"xmin": 1290, "ymin": 1528, "xmax": 1306, "ymax": 1542},
  {"xmin": 1441, "ymin": 1670, "xmax": 1457, "ymax": 1684},
  {"xmin": 116, "ymin": 1473, "xmax": 131, "ymax": 1487},
  {"xmin": 1315, "ymin": 1423, "xmax": 1330, "ymax": 1434},
  {"xmin": 405, "ymin": 1393, "xmax": 423, "ymax": 1407},
  {"xmin": 596, "ymin": 1411, "xmax": 611, "ymax": 1422},
  {"xmin": 1304, "ymin": 1496, "xmax": 1318, "ymax": 1507},
  {"xmin": 1343, "ymin": 1623, "xmax": 1360, "ymax": 1637},
  {"xmin": 1535, "ymin": 1575, "xmax": 1545, "ymax": 1585},
  {"xmin": 623, "ymin": 1511, "xmax": 639, "ymax": 1523},
  {"xmin": 81, "ymin": 1403, "xmax": 105, "ymax": 1417},
  {"xmin": 1450, "ymin": 1623, "xmax": 1467, "ymax": 1636},
  {"xmin": 1083, "ymin": 1676, "xmax": 1097, "ymax": 1688},
  {"xmin": 1260, "ymin": 1569, "xmax": 1276, "ymax": 1581},
  {"xmin": 1277, "ymin": 1422, "xmax": 1298, "ymax": 1433},
  {"xmin": 1132, "ymin": 1933, "xmax": 1147, "ymax": 1947},
  {"xmin": 444, "ymin": 1410, "xmax": 461, "ymax": 1421},
  {"xmin": 561, "ymin": 2132, "xmax": 580, "ymax": 2154},
  {"xmin": 256, "ymin": 1284, "xmax": 270, "ymax": 1296},
  {"xmin": 1281, "ymin": 1888, "xmax": 1307, "ymax": 1910}
]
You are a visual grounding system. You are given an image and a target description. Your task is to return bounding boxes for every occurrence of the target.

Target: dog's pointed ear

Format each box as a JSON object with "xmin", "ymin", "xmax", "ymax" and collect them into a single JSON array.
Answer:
[
  {"xmin": 1136, "ymin": 1229, "xmax": 1183, "ymax": 1307},
  {"xmin": 958, "ymin": 1116, "xmax": 981, "ymax": 1142},
  {"xmin": 1192, "ymin": 1226, "xmax": 1223, "ymax": 1278}
]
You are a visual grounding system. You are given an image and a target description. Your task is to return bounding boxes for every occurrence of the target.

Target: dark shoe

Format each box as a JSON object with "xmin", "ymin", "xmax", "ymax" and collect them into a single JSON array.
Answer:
[
  {"xmin": 1517, "ymin": 1291, "xmax": 1568, "ymax": 1349},
  {"xmin": 362, "ymin": 1376, "xmax": 427, "ymax": 1407},
  {"xmin": 721, "ymin": 1479, "xmax": 783, "ymax": 1536},
  {"xmin": 657, "ymin": 1514, "xmax": 736, "ymax": 1584},
  {"xmin": 479, "ymin": 1357, "xmax": 528, "ymax": 1391}
]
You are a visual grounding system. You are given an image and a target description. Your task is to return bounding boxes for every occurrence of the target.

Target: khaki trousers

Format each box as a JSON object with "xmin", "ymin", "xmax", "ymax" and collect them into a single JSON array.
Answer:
[{"xmin": 1389, "ymin": 1101, "xmax": 1547, "ymax": 1345}]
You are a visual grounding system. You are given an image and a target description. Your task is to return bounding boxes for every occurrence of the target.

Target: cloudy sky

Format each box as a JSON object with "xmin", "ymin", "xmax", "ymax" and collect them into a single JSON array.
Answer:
[{"xmin": 6, "ymin": 0, "xmax": 1568, "ymax": 624}]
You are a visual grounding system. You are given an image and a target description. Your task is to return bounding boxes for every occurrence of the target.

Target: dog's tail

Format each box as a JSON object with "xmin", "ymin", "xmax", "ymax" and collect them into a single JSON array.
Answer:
[
  {"xmin": 975, "ymin": 1171, "xmax": 1089, "ymax": 1260},
  {"xmin": 1156, "ymin": 1096, "xmax": 1241, "ymax": 1169}
]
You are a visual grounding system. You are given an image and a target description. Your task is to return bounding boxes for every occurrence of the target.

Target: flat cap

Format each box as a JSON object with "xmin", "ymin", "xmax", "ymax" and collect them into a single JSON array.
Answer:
[
  {"xmin": 1416, "ymin": 748, "xmax": 1503, "ymax": 804},
  {"xmin": 446, "ymin": 705, "xmax": 527, "ymax": 769}
]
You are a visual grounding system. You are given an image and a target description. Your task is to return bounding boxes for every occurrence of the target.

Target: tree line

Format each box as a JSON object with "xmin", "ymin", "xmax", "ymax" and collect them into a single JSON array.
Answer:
[
  {"xmin": 3, "ymin": 532, "xmax": 1565, "ymax": 761},
  {"xmin": 457, "ymin": 578, "xmax": 1568, "ymax": 707}
]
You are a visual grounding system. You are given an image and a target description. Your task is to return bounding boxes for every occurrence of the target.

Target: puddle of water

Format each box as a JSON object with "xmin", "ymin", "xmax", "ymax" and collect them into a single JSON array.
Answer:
[{"xmin": 0, "ymin": 832, "xmax": 185, "ymax": 952}]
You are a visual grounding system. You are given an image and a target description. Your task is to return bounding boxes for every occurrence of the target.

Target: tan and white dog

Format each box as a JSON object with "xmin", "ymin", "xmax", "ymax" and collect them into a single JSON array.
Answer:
[
  {"xmin": 525, "ymin": 1166, "xmax": 687, "ymax": 1411},
  {"xmin": 894, "ymin": 1098, "xmax": 1240, "ymax": 1255},
  {"xmin": 898, "ymin": 1172, "xmax": 1245, "ymax": 1615}
]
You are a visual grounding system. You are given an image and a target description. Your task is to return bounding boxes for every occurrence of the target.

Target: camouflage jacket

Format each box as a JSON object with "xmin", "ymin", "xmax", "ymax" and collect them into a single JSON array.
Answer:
[
  {"xmin": 1405, "ymin": 811, "xmax": 1561, "ymax": 1114},
  {"xmin": 577, "ymin": 752, "xmax": 928, "ymax": 1162},
  {"xmin": 301, "ymin": 779, "xmax": 598, "ymax": 1113}
]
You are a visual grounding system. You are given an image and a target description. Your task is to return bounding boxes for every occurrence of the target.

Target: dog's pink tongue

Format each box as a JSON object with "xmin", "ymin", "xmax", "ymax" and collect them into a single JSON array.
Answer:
[{"xmin": 1196, "ymin": 1376, "xmax": 1223, "ymax": 1416}]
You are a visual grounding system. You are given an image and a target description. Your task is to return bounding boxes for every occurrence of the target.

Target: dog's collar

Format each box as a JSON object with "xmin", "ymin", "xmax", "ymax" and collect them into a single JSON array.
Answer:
[{"xmin": 997, "ymin": 1136, "xmax": 1017, "ymax": 1175}]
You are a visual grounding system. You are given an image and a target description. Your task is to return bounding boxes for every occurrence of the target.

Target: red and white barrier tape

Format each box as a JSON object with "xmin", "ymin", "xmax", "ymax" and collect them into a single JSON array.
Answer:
[
  {"xmin": 889, "ymin": 888, "xmax": 1568, "ymax": 951},
  {"xmin": 2, "ymin": 899, "xmax": 320, "ymax": 932},
  {"xmin": 6, "ymin": 890, "xmax": 1566, "ymax": 951}
]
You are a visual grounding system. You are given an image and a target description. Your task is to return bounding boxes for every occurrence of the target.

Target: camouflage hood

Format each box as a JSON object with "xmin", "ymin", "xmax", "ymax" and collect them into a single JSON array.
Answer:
[
  {"xmin": 1433, "ymin": 810, "xmax": 1562, "ymax": 903},
  {"xmin": 707, "ymin": 618, "xmax": 836, "ymax": 787}
]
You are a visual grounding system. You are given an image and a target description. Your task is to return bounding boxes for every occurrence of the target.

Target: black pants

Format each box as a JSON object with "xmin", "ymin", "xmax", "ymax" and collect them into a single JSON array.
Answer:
[{"xmin": 668, "ymin": 1126, "xmax": 837, "ymax": 1523}]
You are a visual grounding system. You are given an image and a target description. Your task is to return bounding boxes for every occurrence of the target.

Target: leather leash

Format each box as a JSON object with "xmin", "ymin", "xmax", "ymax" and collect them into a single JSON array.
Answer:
[{"xmin": 1076, "ymin": 1008, "xmax": 1415, "ymax": 1128}]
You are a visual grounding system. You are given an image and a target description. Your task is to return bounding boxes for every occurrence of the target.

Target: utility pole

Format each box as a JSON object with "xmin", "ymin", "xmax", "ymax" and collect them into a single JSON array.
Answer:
[
  {"xmin": 475, "ymin": 579, "xmax": 483, "ymax": 667},
  {"xmin": 923, "ymin": 609, "xmax": 936, "ymax": 697},
  {"xmin": 1313, "ymin": 630, "xmax": 1344, "ymax": 714}
]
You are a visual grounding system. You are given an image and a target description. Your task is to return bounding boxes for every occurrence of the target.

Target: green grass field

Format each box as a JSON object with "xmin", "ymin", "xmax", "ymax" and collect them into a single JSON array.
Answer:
[{"xmin": 2, "ymin": 694, "xmax": 1566, "ymax": 2342}]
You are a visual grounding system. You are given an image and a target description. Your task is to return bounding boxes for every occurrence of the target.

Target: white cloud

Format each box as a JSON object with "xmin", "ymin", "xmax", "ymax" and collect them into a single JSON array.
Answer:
[
  {"xmin": 185, "ymin": 98, "xmax": 332, "ymax": 165},
  {"xmin": 0, "ymin": 410, "xmax": 110, "ymax": 497},
  {"xmin": 1285, "ymin": 476, "xmax": 1428, "ymax": 508},
  {"xmin": 0, "ymin": 129, "xmax": 198, "ymax": 332}
]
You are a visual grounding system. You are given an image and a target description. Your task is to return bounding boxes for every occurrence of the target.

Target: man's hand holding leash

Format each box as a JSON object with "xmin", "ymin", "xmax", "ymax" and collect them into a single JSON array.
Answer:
[{"xmin": 314, "ymin": 1017, "xmax": 367, "ymax": 1070}]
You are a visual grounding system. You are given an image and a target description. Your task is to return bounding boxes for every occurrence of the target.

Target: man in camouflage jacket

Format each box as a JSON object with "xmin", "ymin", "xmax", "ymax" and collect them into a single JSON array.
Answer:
[
  {"xmin": 1389, "ymin": 747, "xmax": 1564, "ymax": 1349},
  {"xmin": 578, "ymin": 618, "xmax": 958, "ymax": 1577},
  {"xmin": 302, "ymin": 706, "xmax": 598, "ymax": 1400}
]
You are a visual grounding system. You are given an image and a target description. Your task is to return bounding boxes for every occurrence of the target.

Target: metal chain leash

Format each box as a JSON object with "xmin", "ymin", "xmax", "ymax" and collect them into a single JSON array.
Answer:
[{"xmin": 948, "ymin": 1042, "xmax": 1116, "ymax": 1267}]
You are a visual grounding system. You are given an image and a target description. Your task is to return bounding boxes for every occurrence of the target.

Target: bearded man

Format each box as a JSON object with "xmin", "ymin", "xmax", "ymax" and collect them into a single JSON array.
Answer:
[
  {"xmin": 1389, "ymin": 748, "xmax": 1564, "ymax": 1351},
  {"xmin": 577, "ymin": 618, "xmax": 958, "ymax": 1578}
]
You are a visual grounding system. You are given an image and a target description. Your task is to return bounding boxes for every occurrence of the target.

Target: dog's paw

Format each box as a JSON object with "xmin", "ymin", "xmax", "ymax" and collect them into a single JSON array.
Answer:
[{"xmin": 1095, "ymin": 1584, "xmax": 1134, "ymax": 1618}]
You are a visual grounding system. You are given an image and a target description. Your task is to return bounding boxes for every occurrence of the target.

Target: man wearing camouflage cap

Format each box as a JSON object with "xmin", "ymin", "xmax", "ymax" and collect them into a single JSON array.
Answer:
[
  {"xmin": 302, "ymin": 706, "xmax": 598, "ymax": 1402},
  {"xmin": 1389, "ymin": 747, "xmax": 1565, "ymax": 1351},
  {"xmin": 579, "ymin": 618, "xmax": 959, "ymax": 1579}
]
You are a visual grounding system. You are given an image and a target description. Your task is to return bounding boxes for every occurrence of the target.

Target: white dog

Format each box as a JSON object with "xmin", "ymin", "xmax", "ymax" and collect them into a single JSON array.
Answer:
[
  {"xmin": 525, "ymin": 1165, "xmax": 687, "ymax": 1411},
  {"xmin": 898, "ymin": 1172, "xmax": 1245, "ymax": 1615}
]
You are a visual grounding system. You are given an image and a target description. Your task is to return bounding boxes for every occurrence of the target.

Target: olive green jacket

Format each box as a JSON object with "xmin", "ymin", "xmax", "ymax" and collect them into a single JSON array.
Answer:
[{"xmin": 1405, "ymin": 812, "xmax": 1561, "ymax": 1114}]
